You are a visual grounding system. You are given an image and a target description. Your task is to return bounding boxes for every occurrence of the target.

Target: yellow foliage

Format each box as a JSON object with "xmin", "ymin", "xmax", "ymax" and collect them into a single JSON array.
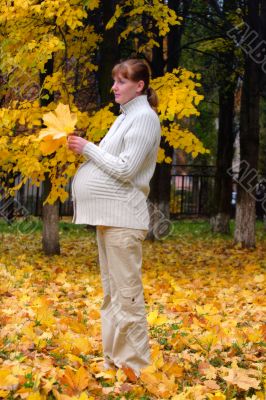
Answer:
[
  {"xmin": 152, "ymin": 68, "xmax": 204, "ymax": 121},
  {"xmin": 161, "ymin": 123, "xmax": 209, "ymax": 160},
  {"xmin": 0, "ymin": 230, "xmax": 265, "ymax": 398},
  {"xmin": 106, "ymin": 0, "xmax": 182, "ymax": 48},
  {"xmin": 85, "ymin": 104, "xmax": 116, "ymax": 143},
  {"xmin": 0, "ymin": 0, "xmax": 207, "ymax": 203}
]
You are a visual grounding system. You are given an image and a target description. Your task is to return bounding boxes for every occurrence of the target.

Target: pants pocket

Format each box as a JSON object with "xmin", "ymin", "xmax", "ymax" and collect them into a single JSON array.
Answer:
[
  {"xmin": 119, "ymin": 285, "xmax": 143, "ymax": 311},
  {"xmin": 104, "ymin": 227, "xmax": 148, "ymax": 247}
]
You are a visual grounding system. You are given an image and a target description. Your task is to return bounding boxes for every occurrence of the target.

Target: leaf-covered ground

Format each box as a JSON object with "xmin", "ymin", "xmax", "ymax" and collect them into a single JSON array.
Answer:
[{"xmin": 0, "ymin": 221, "xmax": 265, "ymax": 400}]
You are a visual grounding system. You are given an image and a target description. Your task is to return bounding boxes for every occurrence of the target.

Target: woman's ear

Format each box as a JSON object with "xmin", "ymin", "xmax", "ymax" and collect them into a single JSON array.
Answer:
[{"xmin": 136, "ymin": 80, "xmax": 145, "ymax": 93}]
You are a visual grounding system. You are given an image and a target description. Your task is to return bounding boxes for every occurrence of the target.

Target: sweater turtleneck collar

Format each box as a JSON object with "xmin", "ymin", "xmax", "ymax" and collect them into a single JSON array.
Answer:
[{"xmin": 120, "ymin": 95, "xmax": 149, "ymax": 115}]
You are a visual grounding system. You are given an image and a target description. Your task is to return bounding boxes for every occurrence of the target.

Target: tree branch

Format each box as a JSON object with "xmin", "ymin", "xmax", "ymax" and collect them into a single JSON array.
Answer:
[
  {"xmin": 208, "ymin": 0, "xmax": 223, "ymax": 17},
  {"xmin": 181, "ymin": 35, "xmax": 223, "ymax": 50},
  {"xmin": 182, "ymin": 46, "xmax": 226, "ymax": 62}
]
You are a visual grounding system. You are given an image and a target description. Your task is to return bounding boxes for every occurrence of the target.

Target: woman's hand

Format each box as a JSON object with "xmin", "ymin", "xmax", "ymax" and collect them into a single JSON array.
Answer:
[{"xmin": 68, "ymin": 135, "xmax": 88, "ymax": 154}]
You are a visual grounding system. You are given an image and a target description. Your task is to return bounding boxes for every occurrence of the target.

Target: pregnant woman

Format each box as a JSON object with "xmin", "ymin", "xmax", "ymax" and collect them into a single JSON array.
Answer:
[{"xmin": 68, "ymin": 58, "xmax": 161, "ymax": 378}]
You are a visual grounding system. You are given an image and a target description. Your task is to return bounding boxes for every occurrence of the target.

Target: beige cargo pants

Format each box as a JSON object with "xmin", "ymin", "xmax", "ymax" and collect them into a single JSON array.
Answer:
[{"xmin": 96, "ymin": 226, "xmax": 151, "ymax": 377}]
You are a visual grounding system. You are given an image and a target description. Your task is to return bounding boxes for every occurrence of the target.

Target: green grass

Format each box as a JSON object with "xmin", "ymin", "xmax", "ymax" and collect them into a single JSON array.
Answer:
[
  {"xmin": 171, "ymin": 218, "xmax": 216, "ymax": 239},
  {"xmin": 168, "ymin": 218, "xmax": 266, "ymax": 241},
  {"xmin": 0, "ymin": 217, "xmax": 93, "ymax": 237},
  {"xmin": 1, "ymin": 216, "xmax": 266, "ymax": 241}
]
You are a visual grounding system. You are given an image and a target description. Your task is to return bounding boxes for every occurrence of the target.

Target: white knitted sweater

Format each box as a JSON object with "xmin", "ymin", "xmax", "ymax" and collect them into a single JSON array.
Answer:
[{"xmin": 72, "ymin": 95, "xmax": 161, "ymax": 229}]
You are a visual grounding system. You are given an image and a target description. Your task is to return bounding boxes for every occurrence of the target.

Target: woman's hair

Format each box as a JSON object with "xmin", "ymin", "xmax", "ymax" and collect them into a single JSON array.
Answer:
[{"xmin": 112, "ymin": 58, "xmax": 159, "ymax": 110}]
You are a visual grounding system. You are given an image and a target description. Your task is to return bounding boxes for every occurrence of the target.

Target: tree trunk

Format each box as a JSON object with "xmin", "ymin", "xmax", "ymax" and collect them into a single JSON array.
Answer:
[
  {"xmin": 40, "ymin": 57, "xmax": 60, "ymax": 255},
  {"xmin": 151, "ymin": 35, "xmax": 164, "ymax": 77},
  {"xmin": 147, "ymin": 1, "xmax": 193, "ymax": 240},
  {"xmin": 167, "ymin": 0, "xmax": 181, "ymax": 71},
  {"xmin": 147, "ymin": 34, "xmax": 169, "ymax": 240},
  {"xmin": 97, "ymin": 0, "xmax": 119, "ymax": 105},
  {"xmin": 147, "ymin": 138, "xmax": 173, "ymax": 240},
  {"xmin": 261, "ymin": 0, "xmax": 266, "ymax": 228},
  {"xmin": 42, "ymin": 174, "xmax": 60, "ymax": 255},
  {"xmin": 234, "ymin": 189, "xmax": 256, "ymax": 246},
  {"xmin": 211, "ymin": 87, "xmax": 235, "ymax": 233},
  {"xmin": 234, "ymin": 0, "xmax": 261, "ymax": 248},
  {"xmin": 210, "ymin": 0, "xmax": 239, "ymax": 234},
  {"xmin": 167, "ymin": 0, "xmax": 192, "ymax": 72}
]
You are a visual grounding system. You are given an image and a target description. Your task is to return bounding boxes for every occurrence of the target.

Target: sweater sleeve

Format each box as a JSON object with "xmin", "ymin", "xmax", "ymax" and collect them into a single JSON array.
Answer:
[{"xmin": 82, "ymin": 113, "xmax": 160, "ymax": 182}]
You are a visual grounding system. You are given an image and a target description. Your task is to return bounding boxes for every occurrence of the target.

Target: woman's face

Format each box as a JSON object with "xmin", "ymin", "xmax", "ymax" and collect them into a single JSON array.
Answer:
[{"xmin": 112, "ymin": 73, "xmax": 144, "ymax": 105}]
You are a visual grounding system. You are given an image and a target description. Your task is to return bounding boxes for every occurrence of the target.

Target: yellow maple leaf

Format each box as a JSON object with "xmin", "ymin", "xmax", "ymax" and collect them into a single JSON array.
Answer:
[
  {"xmin": 147, "ymin": 309, "xmax": 168, "ymax": 325},
  {"xmin": 72, "ymin": 337, "xmax": 92, "ymax": 355},
  {"xmin": 59, "ymin": 366, "xmax": 90, "ymax": 395},
  {"xmin": 53, "ymin": 390, "xmax": 94, "ymax": 400},
  {"xmin": 223, "ymin": 367, "xmax": 261, "ymax": 390},
  {"xmin": 27, "ymin": 393, "xmax": 45, "ymax": 400},
  {"xmin": 66, "ymin": 354, "xmax": 84, "ymax": 367},
  {"xmin": 196, "ymin": 304, "xmax": 219, "ymax": 316},
  {"xmin": 0, "ymin": 369, "xmax": 19, "ymax": 391},
  {"xmin": 39, "ymin": 137, "xmax": 66, "ymax": 156},
  {"xmin": 38, "ymin": 103, "xmax": 77, "ymax": 155},
  {"xmin": 162, "ymin": 362, "xmax": 184, "ymax": 378},
  {"xmin": 253, "ymin": 274, "xmax": 265, "ymax": 283},
  {"xmin": 255, "ymin": 392, "xmax": 265, "ymax": 400},
  {"xmin": 41, "ymin": 103, "xmax": 77, "ymax": 137},
  {"xmin": 206, "ymin": 392, "xmax": 226, "ymax": 400},
  {"xmin": 36, "ymin": 307, "xmax": 55, "ymax": 326},
  {"xmin": 95, "ymin": 370, "xmax": 116, "ymax": 380},
  {"xmin": 140, "ymin": 370, "xmax": 178, "ymax": 398}
]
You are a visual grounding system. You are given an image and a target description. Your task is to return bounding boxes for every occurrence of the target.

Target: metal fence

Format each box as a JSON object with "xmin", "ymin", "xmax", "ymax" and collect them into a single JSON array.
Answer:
[
  {"xmin": 1, "ymin": 166, "xmax": 216, "ymax": 220},
  {"xmin": 170, "ymin": 165, "xmax": 216, "ymax": 218},
  {"xmin": 15, "ymin": 178, "xmax": 74, "ymax": 217}
]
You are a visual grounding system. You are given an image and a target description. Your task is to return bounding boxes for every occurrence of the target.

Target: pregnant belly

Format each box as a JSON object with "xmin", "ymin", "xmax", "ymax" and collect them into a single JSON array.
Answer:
[{"xmin": 72, "ymin": 162, "xmax": 129, "ymax": 201}]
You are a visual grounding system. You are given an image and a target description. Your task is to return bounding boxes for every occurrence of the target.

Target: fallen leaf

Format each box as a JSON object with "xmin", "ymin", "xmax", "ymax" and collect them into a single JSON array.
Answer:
[
  {"xmin": 223, "ymin": 367, "xmax": 261, "ymax": 390},
  {"xmin": 204, "ymin": 379, "xmax": 220, "ymax": 390},
  {"xmin": 0, "ymin": 368, "xmax": 19, "ymax": 391},
  {"xmin": 121, "ymin": 365, "xmax": 138, "ymax": 383},
  {"xmin": 59, "ymin": 366, "xmax": 90, "ymax": 395}
]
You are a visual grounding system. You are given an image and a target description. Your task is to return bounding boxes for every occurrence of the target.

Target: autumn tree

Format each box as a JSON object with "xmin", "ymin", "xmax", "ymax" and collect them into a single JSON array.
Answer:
[
  {"xmin": 0, "ymin": 0, "xmax": 100, "ymax": 254},
  {"xmin": 197, "ymin": 0, "xmax": 240, "ymax": 233},
  {"xmin": 228, "ymin": 0, "xmax": 264, "ymax": 247},
  {"xmin": 0, "ymin": 0, "xmax": 208, "ymax": 253},
  {"xmin": 179, "ymin": 0, "xmax": 263, "ymax": 239}
]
